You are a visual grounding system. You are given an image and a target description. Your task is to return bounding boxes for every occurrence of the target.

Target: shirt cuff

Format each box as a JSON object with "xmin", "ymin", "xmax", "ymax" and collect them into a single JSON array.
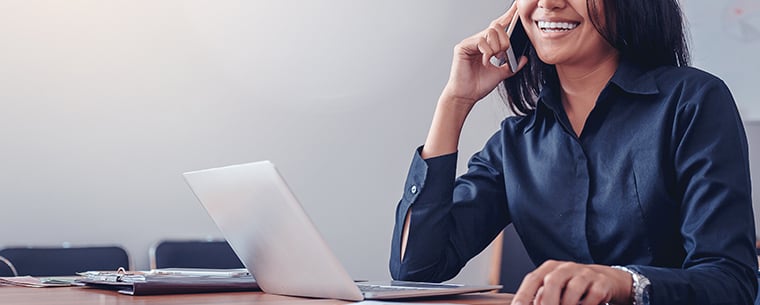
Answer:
[{"xmin": 401, "ymin": 146, "xmax": 458, "ymax": 205}]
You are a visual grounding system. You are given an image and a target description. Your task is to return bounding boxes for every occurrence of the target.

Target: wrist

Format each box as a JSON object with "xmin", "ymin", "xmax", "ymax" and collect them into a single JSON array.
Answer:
[
  {"xmin": 611, "ymin": 266, "xmax": 651, "ymax": 305},
  {"xmin": 422, "ymin": 94, "xmax": 474, "ymax": 159},
  {"xmin": 437, "ymin": 93, "xmax": 476, "ymax": 112}
]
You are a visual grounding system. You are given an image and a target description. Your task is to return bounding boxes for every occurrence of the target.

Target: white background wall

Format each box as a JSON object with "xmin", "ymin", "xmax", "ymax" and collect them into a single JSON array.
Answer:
[
  {"xmin": 682, "ymin": 0, "xmax": 760, "ymax": 119},
  {"xmin": 1, "ymin": 0, "xmax": 758, "ymax": 284},
  {"xmin": 0, "ymin": 0, "xmax": 510, "ymax": 283}
]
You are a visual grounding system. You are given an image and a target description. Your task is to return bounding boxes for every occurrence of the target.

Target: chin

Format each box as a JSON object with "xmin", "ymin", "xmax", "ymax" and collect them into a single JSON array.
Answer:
[{"xmin": 534, "ymin": 51, "xmax": 565, "ymax": 66}]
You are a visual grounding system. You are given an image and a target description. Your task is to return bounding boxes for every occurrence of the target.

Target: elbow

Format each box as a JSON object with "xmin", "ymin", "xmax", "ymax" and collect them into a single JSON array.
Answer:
[
  {"xmin": 389, "ymin": 249, "xmax": 417, "ymax": 281},
  {"xmin": 728, "ymin": 260, "xmax": 759, "ymax": 304},
  {"xmin": 389, "ymin": 257, "xmax": 422, "ymax": 281},
  {"xmin": 389, "ymin": 256, "xmax": 461, "ymax": 283},
  {"xmin": 739, "ymin": 267, "xmax": 758, "ymax": 305}
]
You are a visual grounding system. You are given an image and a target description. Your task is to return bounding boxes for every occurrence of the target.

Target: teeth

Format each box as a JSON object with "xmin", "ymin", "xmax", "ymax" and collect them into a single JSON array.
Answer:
[{"xmin": 537, "ymin": 21, "xmax": 579, "ymax": 31}]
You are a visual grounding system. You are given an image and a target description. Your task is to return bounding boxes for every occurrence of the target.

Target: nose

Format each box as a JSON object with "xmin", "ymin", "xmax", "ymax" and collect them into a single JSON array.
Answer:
[{"xmin": 537, "ymin": 0, "xmax": 567, "ymax": 10}]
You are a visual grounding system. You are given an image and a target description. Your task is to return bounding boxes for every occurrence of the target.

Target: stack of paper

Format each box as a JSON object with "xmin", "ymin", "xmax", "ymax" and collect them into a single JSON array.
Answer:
[
  {"xmin": 75, "ymin": 268, "xmax": 258, "ymax": 295},
  {"xmin": 0, "ymin": 276, "xmax": 75, "ymax": 288}
]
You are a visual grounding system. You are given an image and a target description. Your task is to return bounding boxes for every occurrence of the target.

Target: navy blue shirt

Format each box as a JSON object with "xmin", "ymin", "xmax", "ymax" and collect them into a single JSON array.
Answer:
[{"xmin": 390, "ymin": 60, "xmax": 758, "ymax": 305}]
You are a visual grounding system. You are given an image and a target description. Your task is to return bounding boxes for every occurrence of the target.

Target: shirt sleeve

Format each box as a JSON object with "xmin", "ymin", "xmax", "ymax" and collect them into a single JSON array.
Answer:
[
  {"xmin": 628, "ymin": 78, "xmax": 758, "ymax": 305},
  {"xmin": 389, "ymin": 131, "xmax": 511, "ymax": 282}
]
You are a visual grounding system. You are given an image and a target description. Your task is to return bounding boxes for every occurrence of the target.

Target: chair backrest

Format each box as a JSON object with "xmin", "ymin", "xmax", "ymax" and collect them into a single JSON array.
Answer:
[
  {"xmin": 0, "ymin": 255, "xmax": 18, "ymax": 276},
  {"xmin": 149, "ymin": 239, "xmax": 245, "ymax": 269},
  {"xmin": 0, "ymin": 246, "xmax": 130, "ymax": 276},
  {"xmin": 490, "ymin": 225, "xmax": 535, "ymax": 293}
]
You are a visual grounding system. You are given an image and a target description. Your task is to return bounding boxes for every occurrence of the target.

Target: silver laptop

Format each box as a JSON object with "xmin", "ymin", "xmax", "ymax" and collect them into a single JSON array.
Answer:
[{"xmin": 183, "ymin": 160, "xmax": 501, "ymax": 301}]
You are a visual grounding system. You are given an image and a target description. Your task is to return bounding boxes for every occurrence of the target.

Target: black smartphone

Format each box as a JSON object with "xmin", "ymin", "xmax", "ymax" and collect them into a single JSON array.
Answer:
[
  {"xmin": 506, "ymin": 17, "xmax": 529, "ymax": 72},
  {"xmin": 491, "ymin": 16, "xmax": 530, "ymax": 73}
]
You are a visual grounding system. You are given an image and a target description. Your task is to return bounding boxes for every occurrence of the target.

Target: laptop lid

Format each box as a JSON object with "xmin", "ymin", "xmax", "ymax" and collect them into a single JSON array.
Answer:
[
  {"xmin": 183, "ymin": 160, "xmax": 363, "ymax": 301},
  {"xmin": 183, "ymin": 160, "xmax": 501, "ymax": 301}
]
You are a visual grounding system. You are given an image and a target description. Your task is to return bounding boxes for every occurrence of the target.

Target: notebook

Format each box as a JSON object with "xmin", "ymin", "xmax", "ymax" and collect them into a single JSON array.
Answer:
[
  {"xmin": 183, "ymin": 160, "xmax": 501, "ymax": 301},
  {"xmin": 76, "ymin": 271, "xmax": 259, "ymax": 295}
]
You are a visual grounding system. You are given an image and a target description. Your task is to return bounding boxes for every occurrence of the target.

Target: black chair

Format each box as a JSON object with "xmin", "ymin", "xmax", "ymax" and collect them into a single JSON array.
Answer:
[
  {"xmin": 494, "ymin": 225, "xmax": 535, "ymax": 293},
  {"xmin": 0, "ymin": 255, "xmax": 18, "ymax": 276},
  {"xmin": 0, "ymin": 246, "xmax": 130, "ymax": 276},
  {"xmin": 755, "ymin": 246, "xmax": 760, "ymax": 305},
  {"xmin": 149, "ymin": 239, "xmax": 245, "ymax": 269},
  {"xmin": 756, "ymin": 270, "xmax": 760, "ymax": 305}
]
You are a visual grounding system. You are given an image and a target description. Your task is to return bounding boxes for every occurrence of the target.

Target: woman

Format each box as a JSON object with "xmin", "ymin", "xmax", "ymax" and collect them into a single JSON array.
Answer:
[{"xmin": 389, "ymin": 0, "xmax": 758, "ymax": 304}]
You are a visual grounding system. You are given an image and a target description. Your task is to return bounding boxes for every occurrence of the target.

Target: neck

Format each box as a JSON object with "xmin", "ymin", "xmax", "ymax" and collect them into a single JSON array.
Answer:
[{"xmin": 556, "ymin": 52, "xmax": 620, "ymax": 110}]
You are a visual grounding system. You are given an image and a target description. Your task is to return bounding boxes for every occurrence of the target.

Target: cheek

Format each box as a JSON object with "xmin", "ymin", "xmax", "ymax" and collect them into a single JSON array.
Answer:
[
  {"xmin": 515, "ymin": 0, "xmax": 535, "ymax": 11},
  {"xmin": 516, "ymin": 0, "xmax": 535, "ymax": 24}
]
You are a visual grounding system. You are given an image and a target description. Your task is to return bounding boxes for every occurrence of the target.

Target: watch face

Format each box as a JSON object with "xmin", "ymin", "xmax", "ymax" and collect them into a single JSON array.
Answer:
[
  {"xmin": 638, "ymin": 275, "xmax": 651, "ymax": 305},
  {"xmin": 641, "ymin": 285, "xmax": 650, "ymax": 304}
]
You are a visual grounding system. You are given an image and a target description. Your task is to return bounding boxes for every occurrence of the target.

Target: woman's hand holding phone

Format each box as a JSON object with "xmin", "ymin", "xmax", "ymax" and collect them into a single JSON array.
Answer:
[
  {"xmin": 422, "ymin": 2, "xmax": 529, "ymax": 159},
  {"xmin": 440, "ymin": 2, "xmax": 528, "ymax": 108}
]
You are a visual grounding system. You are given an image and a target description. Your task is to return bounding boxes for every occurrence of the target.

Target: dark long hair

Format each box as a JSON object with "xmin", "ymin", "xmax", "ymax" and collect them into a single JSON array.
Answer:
[{"xmin": 499, "ymin": 0, "xmax": 691, "ymax": 116}]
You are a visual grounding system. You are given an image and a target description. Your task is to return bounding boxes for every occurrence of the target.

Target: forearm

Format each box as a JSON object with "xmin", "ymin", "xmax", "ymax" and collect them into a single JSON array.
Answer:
[
  {"xmin": 400, "ymin": 209, "xmax": 411, "ymax": 260},
  {"xmin": 421, "ymin": 96, "xmax": 474, "ymax": 159},
  {"xmin": 403, "ymin": 96, "xmax": 473, "ymax": 259},
  {"xmin": 631, "ymin": 261, "xmax": 757, "ymax": 305},
  {"xmin": 390, "ymin": 151, "xmax": 461, "ymax": 282},
  {"xmin": 390, "ymin": 137, "xmax": 510, "ymax": 282}
]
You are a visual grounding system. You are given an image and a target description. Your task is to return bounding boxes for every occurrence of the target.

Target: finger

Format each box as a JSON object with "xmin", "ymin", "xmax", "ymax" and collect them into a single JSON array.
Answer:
[
  {"xmin": 579, "ymin": 280, "xmax": 613, "ymax": 305},
  {"xmin": 512, "ymin": 273, "xmax": 542, "ymax": 305},
  {"xmin": 485, "ymin": 28, "xmax": 503, "ymax": 59},
  {"xmin": 494, "ymin": 22, "xmax": 511, "ymax": 51},
  {"xmin": 540, "ymin": 271, "xmax": 573, "ymax": 305},
  {"xmin": 512, "ymin": 266, "xmax": 550, "ymax": 305},
  {"xmin": 477, "ymin": 37, "xmax": 495, "ymax": 66},
  {"xmin": 518, "ymin": 55, "xmax": 528, "ymax": 70},
  {"xmin": 494, "ymin": 1, "xmax": 519, "ymax": 25},
  {"xmin": 457, "ymin": 34, "xmax": 487, "ymax": 59},
  {"xmin": 482, "ymin": 1, "xmax": 518, "ymax": 67},
  {"xmin": 533, "ymin": 286, "xmax": 546, "ymax": 305},
  {"xmin": 534, "ymin": 286, "xmax": 545, "ymax": 305},
  {"xmin": 560, "ymin": 273, "xmax": 592, "ymax": 305},
  {"xmin": 488, "ymin": 22, "xmax": 511, "ymax": 66},
  {"xmin": 495, "ymin": 54, "xmax": 528, "ymax": 77},
  {"xmin": 511, "ymin": 55, "xmax": 530, "ymax": 73}
]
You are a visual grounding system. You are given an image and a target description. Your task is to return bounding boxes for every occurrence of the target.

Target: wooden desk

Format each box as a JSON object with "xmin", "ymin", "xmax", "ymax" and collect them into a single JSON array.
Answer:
[{"xmin": 1, "ymin": 286, "xmax": 514, "ymax": 305}]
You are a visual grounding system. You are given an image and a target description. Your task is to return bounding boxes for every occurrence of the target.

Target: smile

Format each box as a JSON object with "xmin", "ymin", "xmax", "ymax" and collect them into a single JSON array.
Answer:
[{"xmin": 536, "ymin": 21, "xmax": 580, "ymax": 32}]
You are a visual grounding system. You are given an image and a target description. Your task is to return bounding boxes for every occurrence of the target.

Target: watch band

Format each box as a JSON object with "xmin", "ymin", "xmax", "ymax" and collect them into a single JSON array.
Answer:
[{"xmin": 611, "ymin": 265, "xmax": 651, "ymax": 305}]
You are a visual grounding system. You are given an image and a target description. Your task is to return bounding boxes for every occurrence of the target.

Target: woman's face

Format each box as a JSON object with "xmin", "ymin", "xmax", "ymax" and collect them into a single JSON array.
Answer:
[{"xmin": 517, "ymin": 0, "xmax": 617, "ymax": 67}]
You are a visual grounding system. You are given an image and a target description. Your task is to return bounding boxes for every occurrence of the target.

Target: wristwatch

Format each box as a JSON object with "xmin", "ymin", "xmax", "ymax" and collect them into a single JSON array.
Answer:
[{"xmin": 612, "ymin": 265, "xmax": 651, "ymax": 305}]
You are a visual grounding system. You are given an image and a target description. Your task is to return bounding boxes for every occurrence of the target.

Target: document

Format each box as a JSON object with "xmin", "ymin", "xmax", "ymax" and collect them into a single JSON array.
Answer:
[
  {"xmin": 0, "ymin": 276, "xmax": 75, "ymax": 288},
  {"xmin": 76, "ymin": 268, "xmax": 259, "ymax": 295}
]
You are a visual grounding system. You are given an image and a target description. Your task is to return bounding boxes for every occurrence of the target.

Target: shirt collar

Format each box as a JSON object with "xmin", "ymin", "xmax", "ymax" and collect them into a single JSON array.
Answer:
[
  {"xmin": 609, "ymin": 59, "xmax": 660, "ymax": 96},
  {"xmin": 525, "ymin": 58, "xmax": 660, "ymax": 132}
]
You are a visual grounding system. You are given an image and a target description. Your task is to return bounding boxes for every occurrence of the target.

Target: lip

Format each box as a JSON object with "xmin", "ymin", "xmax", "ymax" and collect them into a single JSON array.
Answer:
[{"xmin": 534, "ymin": 18, "xmax": 581, "ymax": 24}]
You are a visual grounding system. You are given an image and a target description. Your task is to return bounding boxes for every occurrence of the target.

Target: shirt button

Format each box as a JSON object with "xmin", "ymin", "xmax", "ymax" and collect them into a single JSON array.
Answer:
[{"xmin": 410, "ymin": 185, "xmax": 418, "ymax": 194}]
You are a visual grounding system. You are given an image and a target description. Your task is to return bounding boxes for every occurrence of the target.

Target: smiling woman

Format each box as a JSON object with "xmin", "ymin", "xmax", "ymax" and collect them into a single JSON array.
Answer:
[
  {"xmin": 502, "ymin": 0, "xmax": 689, "ymax": 117},
  {"xmin": 389, "ymin": 0, "xmax": 758, "ymax": 304}
]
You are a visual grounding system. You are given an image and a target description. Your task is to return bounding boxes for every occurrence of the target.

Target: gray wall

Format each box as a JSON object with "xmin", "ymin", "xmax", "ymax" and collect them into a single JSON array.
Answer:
[
  {"xmin": 682, "ymin": 0, "xmax": 760, "ymax": 119},
  {"xmin": 0, "ymin": 0, "xmax": 510, "ymax": 283},
  {"xmin": 1, "ymin": 0, "xmax": 758, "ymax": 284}
]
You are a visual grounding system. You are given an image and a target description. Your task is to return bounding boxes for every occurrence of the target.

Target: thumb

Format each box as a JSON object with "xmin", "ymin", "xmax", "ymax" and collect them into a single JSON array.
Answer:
[{"xmin": 497, "ymin": 55, "xmax": 529, "ymax": 76}]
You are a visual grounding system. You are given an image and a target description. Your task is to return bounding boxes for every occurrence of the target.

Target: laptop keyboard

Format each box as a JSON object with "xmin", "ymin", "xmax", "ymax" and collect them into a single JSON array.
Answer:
[{"xmin": 357, "ymin": 284, "xmax": 430, "ymax": 292}]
